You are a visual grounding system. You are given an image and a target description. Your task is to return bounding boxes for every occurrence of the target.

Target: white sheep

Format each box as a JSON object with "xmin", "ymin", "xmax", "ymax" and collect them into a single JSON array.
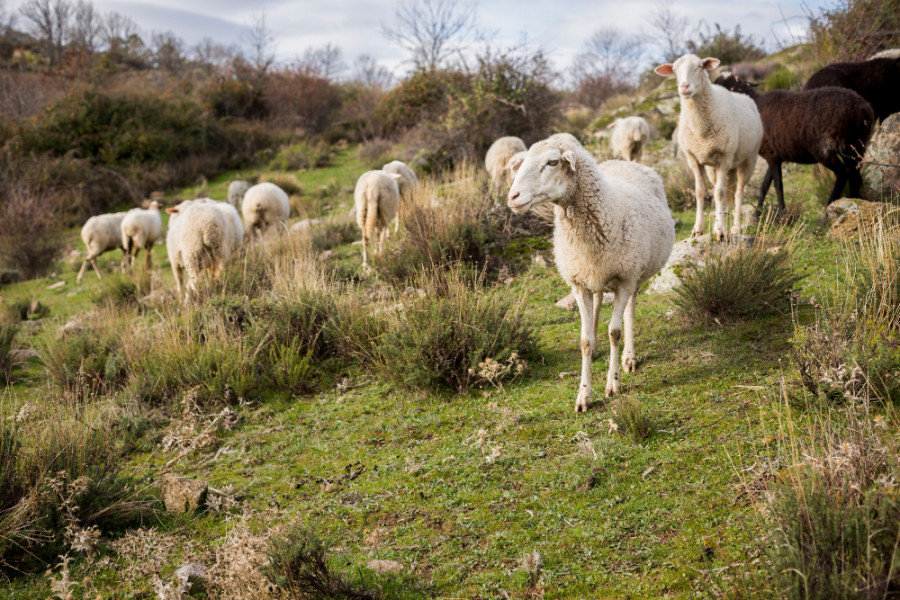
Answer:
[
  {"xmin": 227, "ymin": 180, "xmax": 251, "ymax": 209},
  {"xmin": 655, "ymin": 54, "xmax": 763, "ymax": 240},
  {"xmin": 241, "ymin": 182, "xmax": 290, "ymax": 242},
  {"xmin": 507, "ymin": 136, "xmax": 675, "ymax": 412},
  {"xmin": 76, "ymin": 212, "xmax": 128, "ymax": 283},
  {"xmin": 485, "ymin": 136, "xmax": 527, "ymax": 186},
  {"xmin": 121, "ymin": 200, "xmax": 163, "ymax": 271},
  {"xmin": 195, "ymin": 198, "xmax": 245, "ymax": 255},
  {"xmin": 354, "ymin": 170, "xmax": 401, "ymax": 267},
  {"xmin": 382, "ymin": 160, "xmax": 418, "ymax": 232},
  {"xmin": 165, "ymin": 200, "xmax": 229, "ymax": 303},
  {"xmin": 608, "ymin": 117, "xmax": 651, "ymax": 162}
]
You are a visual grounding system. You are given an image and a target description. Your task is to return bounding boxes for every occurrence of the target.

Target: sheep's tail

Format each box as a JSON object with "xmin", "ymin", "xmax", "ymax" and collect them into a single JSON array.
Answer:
[
  {"xmin": 192, "ymin": 220, "xmax": 226, "ymax": 275},
  {"xmin": 632, "ymin": 129, "xmax": 643, "ymax": 142},
  {"xmin": 364, "ymin": 190, "xmax": 379, "ymax": 239},
  {"xmin": 122, "ymin": 229, "xmax": 133, "ymax": 256}
]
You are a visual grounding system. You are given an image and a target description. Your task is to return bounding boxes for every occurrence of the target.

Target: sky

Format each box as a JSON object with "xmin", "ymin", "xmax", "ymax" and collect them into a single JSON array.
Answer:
[{"xmin": 7, "ymin": 0, "xmax": 824, "ymax": 77}]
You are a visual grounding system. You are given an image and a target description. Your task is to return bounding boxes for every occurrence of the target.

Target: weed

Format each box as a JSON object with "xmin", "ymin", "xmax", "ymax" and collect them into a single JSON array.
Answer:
[
  {"xmin": 268, "ymin": 140, "xmax": 332, "ymax": 171},
  {"xmin": 609, "ymin": 396, "xmax": 658, "ymax": 441},
  {"xmin": 0, "ymin": 323, "xmax": 19, "ymax": 385}
]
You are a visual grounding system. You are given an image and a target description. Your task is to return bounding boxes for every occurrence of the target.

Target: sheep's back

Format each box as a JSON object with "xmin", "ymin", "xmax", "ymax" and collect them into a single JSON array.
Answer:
[
  {"xmin": 485, "ymin": 137, "xmax": 527, "ymax": 180},
  {"xmin": 242, "ymin": 183, "xmax": 290, "ymax": 222},
  {"xmin": 83, "ymin": 213, "xmax": 126, "ymax": 250},
  {"xmin": 354, "ymin": 171, "xmax": 400, "ymax": 232}
]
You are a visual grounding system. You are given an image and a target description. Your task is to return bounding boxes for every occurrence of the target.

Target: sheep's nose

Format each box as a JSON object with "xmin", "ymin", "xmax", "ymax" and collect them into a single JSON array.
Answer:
[{"xmin": 508, "ymin": 192, "xmax": 520, "ymax": 202}]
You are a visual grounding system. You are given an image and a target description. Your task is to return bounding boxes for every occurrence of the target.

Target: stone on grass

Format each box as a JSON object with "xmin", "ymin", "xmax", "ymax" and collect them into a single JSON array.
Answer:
[
  {"xmin": 174, "ymin": 563, "xmax": 209, "ymax": 596},
  {"xmin": 160, "ymin": 474, "xmax": 208, "ymax": 514},
  {"xmin": 367, "ymin": 559, "xmax": 404, "ymax": 574},
  {"xmin": 863, "ymin": 114, "xmax": 900, "ymax": 201}
]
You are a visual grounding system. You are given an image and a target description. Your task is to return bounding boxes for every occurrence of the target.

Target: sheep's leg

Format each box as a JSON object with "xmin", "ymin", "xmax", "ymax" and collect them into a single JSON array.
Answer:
[
  {"xmin": 91, "ymin": 258, "xmax": 103, "ymax": 279},
  {"xmin": 606, "ymin": 286, "xmax": 631, "ymax": 398},
  {"xmin": 827, "ymin": 170, "xmax": 847, "ymax": 205},
  {"xmin": 712, "ymin": 166, "xmax": 729, "ymax": 241},
  {"xmin": 76, "ymin": 256, "xmax": 92, "ymax": 283},
  {"xmin": 361, "ymin": 234, "xmax": 369, "ymax": 268},
  {"xmin": 773, "ymin": 163, "xmax": 786, "ymax": 212},
  {"xmin": 592, "ymin": 290, "xmax": 603, "ymax": 358},
  {"xmin": 848, "ymin": 168, "xmax": 863, "ymax": 200},
  {"xmin": 731, "ymin": 168, "xmax": 747, "ymax": 236},
  {"xmin": 145, "ymin": 245, "xmax": 153, "ymax": 271},
  {"xmin": 172, "ymin": 264, "xmax": 185, "ymax": 303},
  {"xmin": 573, "ymin": 286, "xmax": 596, "ymax": 413},
  {"xmin": 622, "ymin": 292, "xmax": 637, "ymax": 373},
  {"xmin": 686, "ymin": 155, "xmax": 708, "ymax": 238},
  {"xmin": 757, "ymin": 167, "xmax": 774, "ymax": 213}
]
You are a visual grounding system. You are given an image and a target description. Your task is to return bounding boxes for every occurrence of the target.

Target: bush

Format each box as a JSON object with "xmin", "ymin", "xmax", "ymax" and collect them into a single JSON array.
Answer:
[
  {"xmin": 0, "ymin": 187, "xmax": 65, "ymax": 278},
  {"xmin": 267, "ymin": 140, "xmax": 332, "ymax": 171},
  {"xmin": 0, "ymin": 323, "xmax": 19, "ymax": 385},
  {"xmin": 808, "ymin": 0, "xmax": 900, "ymax": 63},
  {"xmin": 609, "ymin": 396, "xmax": 659, "ymax": 441},
  {"xmin": 41, "ymin": 327, "xmax": 126, "ymax": 395},
  {"xmin": 259, "ymin": 172, "xmax": 303, "ymax": 197},
  {"xmin": 674, "ymin": 244, "xmax": 803, "ymax": 323},
  {"xmin": 371, "ymin": 268, "xmax": 537, "ymax": 392},
  {"xmin": 764, "ymin": 65, "xmax": 800, "ymax": 91},
  {"xmin": 92, "ymin": 271, "xmax": 151, "ymax": 308}
]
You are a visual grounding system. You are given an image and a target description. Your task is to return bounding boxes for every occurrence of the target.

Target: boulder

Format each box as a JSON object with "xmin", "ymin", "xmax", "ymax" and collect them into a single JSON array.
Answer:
[
  {"xmin": 825, "ymin": 197, "xmax": 895, "ymax": 239},
  {"xmin": 174, "ymin": 563, "xmax": 209, "ymax": 596},
  {"xmin": 367, "ymin": 559, "xmax": 404, "ymax": 574},
  {"xmin": 7, "ymin": 349, "xmax": 39, "ymax": 363},
  {"xmin": 160, "ymin": 474, "xmax": 208, "ymax": 514},
  {"xmin": 646, "ymin": 233, "xmax": 755, "ymax": 294},
  {"xmin": 863, "ymin": 114, "xmax": 900, "ymax": 201},
  {"xmin": 291, "ymin": 218, "xmax": 325, "ymax": 234},
  {"xmin": 58, "ymin": 320, "xmax": 84, "ymax": 337}
]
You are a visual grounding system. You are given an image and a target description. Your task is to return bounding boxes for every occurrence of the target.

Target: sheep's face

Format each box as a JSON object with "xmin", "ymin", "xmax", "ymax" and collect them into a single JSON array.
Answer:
[
  {"xmin": 507, "ymin": 143, "xmax": 576, "ymax": 214},
  {"xmin": 654, "ymin": 54, "xmax": 720, "ymax": 100}
]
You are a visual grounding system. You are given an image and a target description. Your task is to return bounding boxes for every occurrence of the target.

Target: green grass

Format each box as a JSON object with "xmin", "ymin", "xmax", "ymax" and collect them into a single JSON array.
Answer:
[{"xmin": 0, "ymin": 149, "xmax": 882, "ymax": 598}]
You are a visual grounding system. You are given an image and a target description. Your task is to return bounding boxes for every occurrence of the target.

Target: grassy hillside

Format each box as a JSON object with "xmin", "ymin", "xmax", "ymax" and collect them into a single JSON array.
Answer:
[{"xmin": 0, "ymin": 137, "xmax": 897, "ymax": 599}]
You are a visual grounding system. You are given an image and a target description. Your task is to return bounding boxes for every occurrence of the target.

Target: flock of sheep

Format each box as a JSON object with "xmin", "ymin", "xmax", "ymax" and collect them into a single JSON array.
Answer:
[{"xmin": 73, "ymin": 52, "xmax": 900, "ymax": 411}]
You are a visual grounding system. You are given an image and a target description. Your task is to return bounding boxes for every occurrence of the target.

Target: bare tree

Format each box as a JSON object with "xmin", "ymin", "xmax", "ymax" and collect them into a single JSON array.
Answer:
[
  {"xmin": 298, "ymin": 43, "xmax": 345, "ymax": 79},
  {"xmin": 572, "ymin": 27, "xmax": 644, "ymax": 86},
  {"xmin": 69, "ymin": 0, "xmax": 100, "ymax": 53},
  {"xmin": 242, "ymin": 10, "xmax": 276, "ymax": 74},
  {"xmin": 151, "ymin": 31, "xmax": 184, "ymax": 72},
  {"xmin": 382, "ymin": 0, "xmax": 478, "ymax": 70},
  {"xmin": 352, "ymin": 54, "xmax": 393, "ymax": 89},
  {"xmin": 101, "ymin": 11, "xmax": 138, "ymax": 55},
  {"xmin": 19, "ymin": 0, "xmax": 73, "ymax": 66},
  {"xmin": 647, "ymin": 0, "xmax": 689, "ymax": 62},
  {"xmin": 191, "ymin": 37, "xmax": 235, "ymax": 72}
]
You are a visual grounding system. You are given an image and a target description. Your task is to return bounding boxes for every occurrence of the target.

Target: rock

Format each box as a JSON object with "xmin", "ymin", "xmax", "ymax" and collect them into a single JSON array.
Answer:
[
  {"xmin": 863, "ymin": 114, "xmax": 900, "ymax": 201},
  {"xmin": 7, "ymin": 349, "xmax": 39, "ymax": 363},
  {"xmin": 139, "ymin": 288, "xmax": 173, "ymax": 307},
  {"xmin": 532, "ymin": 254, "xmax": 548, "ymax": 268},
  {"xmin": 58, "ymin": 320, "xmax": 84, "ymax": 337},
  {"xmin": 824, "ymin": 198, "xmax": 862, "ymax": 224},
  {"xmin": 27, "ymin": 300, "xmax": 44, "ymax": 316},
  {"xmin": 825, "ymin": 197, "xmax": 894, "ymax": 239},
  {"xmin": 317, "ymin": 250, "xmax": 336, "ymax": 261},
  {"xmin": 646, "ymin": 233, "xmax": 755, "ymax": 294},
  {"xmin": 47, "ymin": 281, "xmax": 65, "ymax": 290},
  {"xmin": 174, "ymin": 563, "xmax": 209, "ymax": 595},
  {"xmin": 160, "ymin": 474, "xmax": 208, "ymax": 514},
  {"xmin": 741, "ymin": 204, "xmax": 758, "ymax": 230},
  {"xmin": 367, "ymin": 559, "xmax": 404, "ymax": 574},
  {"xmin": 290, "ymin": 218, "xmax": 325, "ymax": 233}
]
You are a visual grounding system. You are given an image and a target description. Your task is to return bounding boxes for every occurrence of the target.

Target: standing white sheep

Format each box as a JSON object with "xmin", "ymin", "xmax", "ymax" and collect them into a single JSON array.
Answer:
[
  {"xmin": 608, "ymin": 117, "xmax": 651, "ymax": 162},
  {"xmin": 241, "ymin": 182, "xmax": 290, "ymax": 242},
  {"xmin": 76, "ymin": 212, "xmax": 128, "ymax": 282},
  {"xmin": 121, "ymin": 200, "xmax": 163, "ymax": 271},
  {"xmin": 382, "ymin": 160, "xmax": 418, "ymax": 232},
  {"xmin": 195, "ymin": 198, "xmax": 245, "ymax": 255},
  {"xmin": 507, "ymin": 137, "xmax": 674, "ymax": 412},
  {"xmin": 485, "ymin": 136, "xmax": 527, "ymax": 186},
  {"xmin": 165, "ymin": 200, "xmax": 229, "ymax": 303},
  {"xmin": 354, "ymin": 170, "xmax": 401, "ymax": 268},
  {"xmin": 655, "ymin": 54, "xmax": 763, "ymax": 240},
  {"xmin": 227, "ymin": 180, "xmax": 251, "ymax": 209}
]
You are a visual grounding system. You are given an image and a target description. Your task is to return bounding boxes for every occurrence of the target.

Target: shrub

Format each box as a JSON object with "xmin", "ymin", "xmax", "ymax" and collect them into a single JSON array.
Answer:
[
  {"xmin": 259, "ymin": 172, "xmax": 303, "ymax": 197},
  {"xmin": 41, "ymin": 327, "xmax": 126, "ymax": 395},
  {"xmin": 92, "ymin": 271, "xmax": 151, "ymax": 308},
  {"xmin": 764, "ymin": 65, "xmax": 800, "ymax": 91},
  {"xmin": 609, "ymin": 396, "xmax": 659, "ymax": 441},
  {"xmin": 267, "ymin": 140, "xmax": 332, "ymax": 171},
  {"xmin": 808, "ymin": 0, "xmax": 900, "ymax": 63},
  {"xmin": 674, "ymin": 243, "xmax": 803, "ymax": 323},
  {"xmin": 0, "ymin": 187, "xmax": 65, "ymax": 279},
  {"xmin": 357, "ymin": 138, "xmax": 396, "ymax": 170},
  {"xmin": 0, "ymin": 323, "xmax": 19, "ymax": 385},
  {"xmin": 372, "ymin": 267, "xmax": 537, "ymax": 392}
]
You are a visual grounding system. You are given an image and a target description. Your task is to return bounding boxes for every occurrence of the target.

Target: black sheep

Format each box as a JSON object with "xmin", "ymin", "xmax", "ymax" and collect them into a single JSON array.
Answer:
[
  {"xmin": 714, "ymin": 74, "xmax": 874, "ymax": 209},
  {"xmin": 804, "ymin": 58, "xmax": 900, "ymax": 122}
]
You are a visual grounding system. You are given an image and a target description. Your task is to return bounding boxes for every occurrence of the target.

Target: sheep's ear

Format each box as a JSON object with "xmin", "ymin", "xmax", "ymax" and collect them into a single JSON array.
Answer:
[
  {"xmin": 166, "ymin": 207, "xmax": 179, "ymax": 214},
  {"xmin": 561, "ymin": 150, "xmax": 577, "ymax": 172},
  {"xmin": 702, "ymin": 57, "xmax": 720, "ymax": 71},
  {"xmin": 510, "ymin": 155, "xmax": 525, "ymax": 172},
  {"xmin": 654, "ymin": 63, "xmax": 674, "ymax": 76},
  {"xmin": 606, "ymin": 119, "xmax": 620, "ymax": 129}
]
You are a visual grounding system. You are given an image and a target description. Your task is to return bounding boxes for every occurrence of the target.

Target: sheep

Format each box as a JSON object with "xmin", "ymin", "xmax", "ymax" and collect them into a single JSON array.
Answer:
[
  {"xmin": 715, "ymin": 73, "xmax": 875, "ymax": 209},
  {"xmin": 503, "ymin": 150, "xmax": 528, "ymax": 182},
  {"xmin": 382, "ymin": 160, "xmax": 418, "ymax": 232},
  {"xmin": 804, "ymin": 57, "xmax": 900, "ymax": 122},
  {"xmin": 194, "ymin": 198, "xmax": 245, "ymax": 255},
  {"xmin": 76, "ymin": 212, "xmax": 128, "ymax": 283},
  {"xmin": 548, "ymin": 132, "xmax": 582, "ymax": 147},
  {"xmin": 227, "ymin": 180, "xmax": 251, "ymax": 209},
  {"xmin": 165, "ymin": 200, "xmax": 229, "ymax": 303},
  {"xmin": 485, "ymin": 136, "xmax": 527, "ymax": 186},
  {"xmin": 354, "ymin": 170, "xmax": 402, "ymax": 268},
  {"xmin": 608, "ymin": 117, "xmax": 651, "ymax": 162},
  {"xmin": 506, "ymin": 136, "xmax": 675, "ymax": 412},
  {"xmin": 121, "ymin": 200, "xmax": 163, "ymax": 271},
  {"xmin": 241, "ymin": 182, "xmax": 290, "ymax": 242},
  {"xmin": 655, "ymin": 54, "xmax": 763, "ymax": 240}
]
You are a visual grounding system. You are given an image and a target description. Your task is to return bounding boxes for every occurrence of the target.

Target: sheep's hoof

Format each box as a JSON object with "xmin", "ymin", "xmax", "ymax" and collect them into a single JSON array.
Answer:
[
  {"xmin": 691, "ymin": 229, "xmax": 703, "ymax": 239},
  {"xmin": 622, "ymin": 356, "xmax": 637, "ymax": 373},
  {"xmin": 575, "ymin": 388, "xmax": 591, "ymax": 413},
  {"xmin": 605, "ymin": 375, "xmax": 619, "ymax": 398}
]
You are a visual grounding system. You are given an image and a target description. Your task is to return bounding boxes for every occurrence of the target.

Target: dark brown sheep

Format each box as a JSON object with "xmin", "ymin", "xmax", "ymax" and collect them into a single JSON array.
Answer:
[
  {"xmin": 804, "ymin": 57, "xmax": 900, "ymax": 122},
  {"xmin": 715, "ymin": 74, "xmax": 875, "ymax": 209}
]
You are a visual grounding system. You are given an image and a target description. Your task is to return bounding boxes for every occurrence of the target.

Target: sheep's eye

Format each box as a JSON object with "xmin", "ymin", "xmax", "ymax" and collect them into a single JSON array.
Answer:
[{"xmin": 547, "ymin": 159, "xmax": 559, "ymax": 167}]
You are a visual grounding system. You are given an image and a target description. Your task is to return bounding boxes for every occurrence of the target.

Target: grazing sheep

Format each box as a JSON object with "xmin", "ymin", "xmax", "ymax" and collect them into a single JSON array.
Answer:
[
  {"xmin": 382, "ymin": 160, "xmax": 418, "ymax": 232},
  {"xmin": 227, "ymin": 180, "xmax": 251, "ymax": 209},
  {"xmin": 507, "ymin": 136, "xmax": 675, "ymax": 412},
  {"xmin": 76, "ymin": 212, "xmax": 128, "ymax": 283},
  {"xmin": 608, "ymin": 117, "xmax": 651, "ymax": 162},
  {"xmin": 121, "ymin": 200, "xmax": 163, "ymax": 271},
  {"xmin": 195, "ymin": 198, "xmax": 245, "ymax": 255},
  {"xmin": 241, "ymin": 182, "xmax": 290, "ymax": 242},
  {"xmin": 354, "ymin": 170, "xmax": 401, "ymax": 268},
  {"xmin": 716, "ymin": 73, "xmax": 875, "ymax": 209},
  {"xmin": 804, "ymin": 57, "xmax": 900, "ymax": 121},
  {"xmin": 165, "ymin": 201, "xmax": 228, "ymax": 303},
  {"xmin": 485, "ymin": 136, "xmax": 527, "ymax": 186},
  {"xmin": 655, "ymin": 54, "xmax": 763, "ymax": 240}
]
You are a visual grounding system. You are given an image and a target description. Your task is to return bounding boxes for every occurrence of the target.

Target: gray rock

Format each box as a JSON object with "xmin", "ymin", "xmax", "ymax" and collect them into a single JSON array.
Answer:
[
  {"xmin": 160, "ymin": 474, "xmax": 208, "ymax": 514},
  {"xmin": 824, "ymin": 198, "xmax": 862, "ymax": 225},
  {"xmin": 139, "ymin": 288, "xmax": 173, "ymax": 307},
  {"xmin": 47, "ymin": 281, "xmax": 65, "ymax": 290},
  {"xmin": 863, "ymin": 114, "xmax": 900, "ymax": 201},
  {"xmin": 58, "ymin": 320, "xmax": 84, "ymax": 337},
  {"xmin": 7, "ymin": 349, "xmax": 38, "ymax": 363},
  {"xmin": 741, "ymin": 204, "xmax": 758, "ymax": 230},
  {"xmin": 532, "ymin": 254, "xmax": 549, "ymax": 268},
  {"xmin": 291, "ymin": 218, "xmax": 325, "ymax": 233},
  {"xmin": 174, "ymin": 563, "xmax": 209, "ymax": 596}
]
